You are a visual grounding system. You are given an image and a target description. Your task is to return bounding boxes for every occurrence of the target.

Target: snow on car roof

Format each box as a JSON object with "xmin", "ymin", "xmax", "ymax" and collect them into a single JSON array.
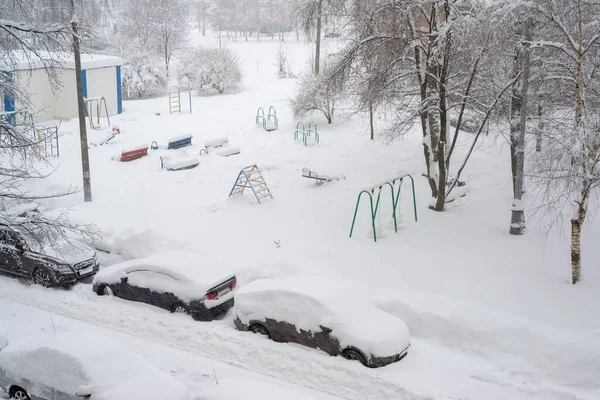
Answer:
[
  {"xmin": 0, "ymin": 331, "xmax": 189, "ymax": 400},
  {"xmin": 95, "ymin": 250, "xmax": 234, "ymax": 290},
  {"xmin": 235, "ymin": 275, "xmax": 411, "ymax": 357}
]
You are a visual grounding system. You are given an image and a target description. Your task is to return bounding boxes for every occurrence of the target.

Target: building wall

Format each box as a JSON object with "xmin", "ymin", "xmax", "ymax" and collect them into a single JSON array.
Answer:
[
  {"xmin": 86, "ymin": 67, "xmax": 118, "ymax": 116},
  {"xmin": 53, "ymin": 69, "xmax": 78, "ymax": 120},
  {"xmin": 8, "ymin": 65, "xmax": 121, "ymax": 123},
  {"xmin": 14, "ymin": 69, "xmax": 55, "ymax": 122}
]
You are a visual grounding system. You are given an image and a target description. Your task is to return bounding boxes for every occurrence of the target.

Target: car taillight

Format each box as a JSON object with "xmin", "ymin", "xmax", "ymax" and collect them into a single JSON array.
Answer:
[
  {"xmin": 231, "ymin": 279, "xmax": 237, "ymax": 290},
  {"xmin": 206, "ymin": 293, "xmax": 217, "ymax": 300}
]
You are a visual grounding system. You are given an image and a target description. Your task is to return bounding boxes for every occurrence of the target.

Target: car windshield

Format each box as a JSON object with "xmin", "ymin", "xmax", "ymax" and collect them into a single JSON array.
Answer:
[{"xmin": 17, "ymin": 227, "xmax": 64, "ymax": 253}]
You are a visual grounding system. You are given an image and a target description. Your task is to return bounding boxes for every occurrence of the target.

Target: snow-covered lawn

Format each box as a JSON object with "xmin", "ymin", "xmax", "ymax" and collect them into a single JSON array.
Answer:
[{"xmin": 1, "ymin": 31, "xmax": 598, "ymax": 400}]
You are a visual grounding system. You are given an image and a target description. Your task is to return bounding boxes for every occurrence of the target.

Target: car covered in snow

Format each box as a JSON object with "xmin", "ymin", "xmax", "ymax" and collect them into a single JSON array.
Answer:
[
  {"xmin": 0, "ymin": 225, "xmax": 99, "ymax": 287},
  {"xmin": 0, "ymin": 330, "xmax": 190, "ymax": 400},
  {"xmin": 233, "ymin": 275, "xmax": 411, "ymax": 368},
  {"xmin": 92, "ymin": 251, "xmax": 237, "ymax": 321}
]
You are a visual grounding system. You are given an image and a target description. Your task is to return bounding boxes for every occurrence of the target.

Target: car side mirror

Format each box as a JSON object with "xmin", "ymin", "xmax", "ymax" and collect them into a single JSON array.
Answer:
[
  {"xmin": 120, "ymin": 276, "xmax": 128, "ymax": 284},
  {"xmin": 15, "ymin": 241, "xmax": 25, "ymax": 252},
  {"xmin": 319, "ymin": 325, "xmax": 332, "ymax": 334},
  {"xmin": 75, "ymin": 385, "xmax": 92, "ymax": 398}
]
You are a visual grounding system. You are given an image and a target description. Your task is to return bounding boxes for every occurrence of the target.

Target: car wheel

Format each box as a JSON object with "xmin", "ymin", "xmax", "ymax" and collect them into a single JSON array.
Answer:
[
  {"xmin": 171, "ymin": 303, "xmax": 190, "ymax": 314},
  {"xmin": 249, "ymin": 323, "xmax": 271, "ymax": 339},
  {"xmin": 102, "ymin": 286, "xmax": 113, "ymax": 296},
  {"xmin": 32, "ymin": 267, "xmax": 54, "ymax": 288},
  {"xmin": 9, "ymin": 386, "xmax": 30, "ymax": 400},
  {"xmin": 342, "ymin": 348, "xmax": 367, "ymax": 366}
]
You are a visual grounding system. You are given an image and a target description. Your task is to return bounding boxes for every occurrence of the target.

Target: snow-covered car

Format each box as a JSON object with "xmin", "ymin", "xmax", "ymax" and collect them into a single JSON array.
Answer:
[
  {"xmin": 233, "ymin": 275, "xmax": 411, "ymax": 368},
  {"xmin": 0, "ymin": 330, "xmax": 190, "ymax": 400},
  {"xmin": 0, "ymin": 225, "xmax": 99, "ymax": 287},
  {"xmin": 92, "ymin": 251, "xmax": 237, "ymax": 321}
]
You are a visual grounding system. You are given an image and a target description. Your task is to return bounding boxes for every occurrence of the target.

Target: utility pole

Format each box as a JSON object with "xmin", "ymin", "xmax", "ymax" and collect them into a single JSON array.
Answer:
[
  {"xmin": 71, "ymin": 0, "xmax": 92, "ymax": 202},
  {"xmin": 509, "ymin": 19, "xmax": 533, "ymax": 235}
]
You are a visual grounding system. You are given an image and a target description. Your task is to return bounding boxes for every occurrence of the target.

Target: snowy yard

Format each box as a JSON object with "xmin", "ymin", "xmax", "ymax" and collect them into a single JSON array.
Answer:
[{"xmin": 1, "ymin": 29, "xmax": 599, "ymax": 400}]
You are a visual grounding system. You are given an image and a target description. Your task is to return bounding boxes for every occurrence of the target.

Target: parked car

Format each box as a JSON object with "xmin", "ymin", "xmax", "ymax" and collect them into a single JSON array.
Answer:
[
  {"xmin": 0, "ymin": 330, "xmax": 190, "ymax": 400},
  {"xmin": 233, "ymin": 275, "xmax": 411, "ymax": 368},
  {"xmin": 92, "ymin": 251, "xmax": 237, "ymax": 321},
  {"xmin": 0, "ymin": 224, "xmax": 99, "ymax": 287}
]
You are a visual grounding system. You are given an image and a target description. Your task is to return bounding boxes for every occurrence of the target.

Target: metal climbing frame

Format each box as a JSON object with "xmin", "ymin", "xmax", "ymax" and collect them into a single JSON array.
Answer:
[
  {"xmin": 168, "ymin": 86, "xmax": 192, "ymax": 114},
  {"xmin": 256, "ymin": 107, "xmax": 266, "ymax": 128},
  {"xmin": 229, "ymin": 164, "xmax": 273, "ymax": 204},
  {"xmin": 294, "ymin": 122, "xmax": 306, "ymax": 144},
  {"xmin": 84, "ymin": 96, "xmax": 110, "ymax": 129},
  {"xmin": 294, "ymin": 121, "xmax": 319, "ymax": 146},
  {"xmin": 349, "ymin": 174, "xmax": 418, "ymax": 242},
  {"xmin": 307, "ymin": 121, "xmax": 319, "ymax": 144},
  {"xmin": 34, "ymin": 125, "xmax": 60, "ymax": 159},
  {"xmin": 267, "ymin": 106, "xmax": 278, "ymax": 130}
]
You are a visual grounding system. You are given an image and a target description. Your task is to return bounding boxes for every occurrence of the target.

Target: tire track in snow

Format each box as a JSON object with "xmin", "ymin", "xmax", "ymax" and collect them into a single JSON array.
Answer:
[{"xmin": 0, "ymin": 280, "xmax": 434, "ymax": 400}]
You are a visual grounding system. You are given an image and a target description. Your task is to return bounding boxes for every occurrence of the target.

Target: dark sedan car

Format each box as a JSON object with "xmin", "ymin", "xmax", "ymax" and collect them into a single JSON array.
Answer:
[
  {"xmin": 0, "ymin": 225, "xmax": 99, "ymax": 287},
  {"xmin": 233, "ymin": 275, "xmax": 411, "ymax": 368},
  {"xmin": 92, "ymin": 251, "xmax": 237, "ymax": 321}
]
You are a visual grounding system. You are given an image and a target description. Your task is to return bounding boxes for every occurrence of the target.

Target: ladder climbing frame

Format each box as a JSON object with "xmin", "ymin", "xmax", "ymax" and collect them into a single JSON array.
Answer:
[{"xmin": 229, "ymin": 165, "xmax": 273, "ymax": 204}]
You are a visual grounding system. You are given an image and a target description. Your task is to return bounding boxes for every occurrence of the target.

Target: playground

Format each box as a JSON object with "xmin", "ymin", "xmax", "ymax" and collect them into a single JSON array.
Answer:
[{"xmin": 16, "ymin": 31, "xmax": 600, "ymax": 400}]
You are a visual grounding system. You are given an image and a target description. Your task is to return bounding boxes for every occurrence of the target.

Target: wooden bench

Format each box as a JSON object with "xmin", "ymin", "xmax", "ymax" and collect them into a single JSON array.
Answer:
[
  {"xmin": 116, "ymin": 146, "xmax": 149, "ymax": 162},
  {"xmin": 167, "ymin": 135, "xmax": 193, "ymax": 150}
]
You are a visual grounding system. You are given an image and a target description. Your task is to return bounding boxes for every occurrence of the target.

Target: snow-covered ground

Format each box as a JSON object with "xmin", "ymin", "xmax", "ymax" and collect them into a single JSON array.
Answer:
[{"xmin": 0, "ymin": 31, "xmax": 598, "ymax": 399}]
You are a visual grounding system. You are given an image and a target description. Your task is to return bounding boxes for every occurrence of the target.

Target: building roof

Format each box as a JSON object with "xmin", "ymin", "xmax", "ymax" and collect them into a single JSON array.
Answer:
[{"xmin": 3, "ymin": 51, "xmax": 123, "ymax": 71}]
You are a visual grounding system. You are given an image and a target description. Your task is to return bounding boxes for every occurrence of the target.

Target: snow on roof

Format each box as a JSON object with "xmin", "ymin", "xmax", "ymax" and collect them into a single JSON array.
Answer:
[{"xmin": 2, "ymin": 51, "xmax": 123, "ymax": 71}]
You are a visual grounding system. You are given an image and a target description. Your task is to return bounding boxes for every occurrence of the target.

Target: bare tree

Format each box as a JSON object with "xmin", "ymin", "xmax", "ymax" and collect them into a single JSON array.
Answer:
[
  {"xmin": 0, "ymin": 1, "xmax": 98, "ymax": 244},
  {"xmin": 529, "ymin": 0, "xmax": 600, "ymax": 284}
]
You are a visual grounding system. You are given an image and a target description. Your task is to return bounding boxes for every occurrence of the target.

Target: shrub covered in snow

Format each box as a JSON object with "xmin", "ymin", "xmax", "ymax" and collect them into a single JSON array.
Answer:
[
  {"xmin": 291, "ymin": 70, "xmax": 338, "ymax": 124},
  {"xmin": 121, "ymin": 54, "xmax": 166, "ymax": 99},
  {"xmin": 178, "ymin": 47, "xmax": 242, "ymax": 94}
]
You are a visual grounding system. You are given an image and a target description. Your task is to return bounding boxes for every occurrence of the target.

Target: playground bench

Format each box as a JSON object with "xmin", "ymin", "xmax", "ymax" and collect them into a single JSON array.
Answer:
[
  {"xmin": 117, "ymin": 145, "xmax": 149, "ymax": 162},
  {"xmin": 204, "ymin": 138, "xmax": 229, "ymax": 151},
  {"xmin": 167, "ymin": 135, "xmax": 193, "ymax": 150}
]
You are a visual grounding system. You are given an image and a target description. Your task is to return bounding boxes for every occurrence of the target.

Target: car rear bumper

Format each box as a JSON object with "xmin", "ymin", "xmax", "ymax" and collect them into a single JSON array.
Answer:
[
  {"xmin": 190, "ymin": 298, "xmax": 234, "ymax": 321},
  {"xmin": 368, "ymin": 344, "xmax": 410, "ymax": 368}
]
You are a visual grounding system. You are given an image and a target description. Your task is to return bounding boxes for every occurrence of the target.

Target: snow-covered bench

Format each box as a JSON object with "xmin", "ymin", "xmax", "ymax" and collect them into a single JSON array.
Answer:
[
  {"xmin": 113, "ymin": 145, "xmax": 149, "ymax": 162},
  {"xmin": 167, "ymin": 135, "xmax": 193, "ymax": 150},
  {"xmin": 204, "ymin": 138, "xmax": 229, "ymax": 151},
  {"xmin": 160, "ymin": 155, "xmax": 200, "ymax": 171},
  {"xmin": 217, "ymin": 147, "xmax": 241, "ymax": 157}
]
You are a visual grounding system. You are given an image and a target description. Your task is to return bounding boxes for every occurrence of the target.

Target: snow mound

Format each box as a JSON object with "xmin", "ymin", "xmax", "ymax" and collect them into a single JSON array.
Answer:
[
  {"xmin": 0, "ymin": 321, "xmax": 7, "ymax": 350},
  {"xmin": 375, "ymin": 290, "xmax": 600, "ymax": 390},
  {"xmin": 198, "ymin": 377, "xmax": 321, "ymax": 400}
]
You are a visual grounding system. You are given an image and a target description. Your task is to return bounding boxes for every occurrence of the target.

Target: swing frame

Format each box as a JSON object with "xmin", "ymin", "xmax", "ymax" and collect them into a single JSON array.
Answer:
[{"xmin": 349, "ymin": 175, "xmax": 418, "ymax": 242}]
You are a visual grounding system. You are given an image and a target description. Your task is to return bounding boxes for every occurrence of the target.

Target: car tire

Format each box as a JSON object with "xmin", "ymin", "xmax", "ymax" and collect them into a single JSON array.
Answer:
[
  {"xmin": 32, "ymin": 267, "xmax": 54, "ymax": 288},
  {"xmin": 171, "ymin": 303, "xmax": 190, "ymax": 314},
  {"xmin": 249, "ymin": 323, "xmax": 271, "ymax": 339},
  {"xmin": 342, "ymin": 348, "xmax": 367, "ymax": 367},
  {"xmin": 9, "ymin": 386, "xmax": 31, "ymax": 400}
]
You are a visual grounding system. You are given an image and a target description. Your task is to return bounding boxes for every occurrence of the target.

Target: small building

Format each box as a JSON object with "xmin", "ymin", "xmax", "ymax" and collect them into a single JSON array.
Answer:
[{"xmin": 2, "ymin": 52, "xmax": 123, "ymax": 123}]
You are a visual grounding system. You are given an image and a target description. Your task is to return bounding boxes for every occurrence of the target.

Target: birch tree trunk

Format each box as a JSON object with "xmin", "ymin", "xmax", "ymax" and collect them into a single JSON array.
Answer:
[{"xmin": 510, "ymin": 19, "xmax": 532, "ymax": 235}]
